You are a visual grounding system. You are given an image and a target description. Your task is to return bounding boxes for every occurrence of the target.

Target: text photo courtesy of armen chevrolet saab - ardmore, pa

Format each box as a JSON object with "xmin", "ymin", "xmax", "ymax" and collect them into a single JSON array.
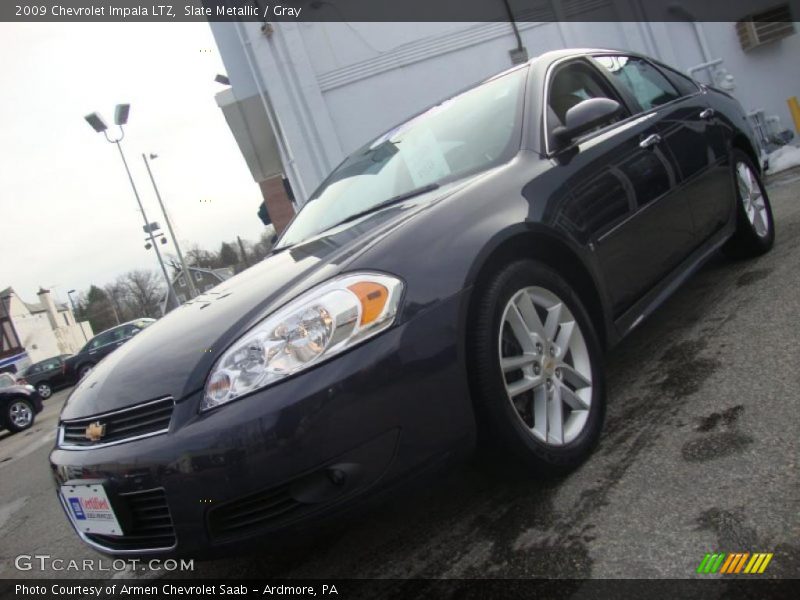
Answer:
[{"xmin": 1, "ymin": 1, "xmax": 799, "ymax": 598}]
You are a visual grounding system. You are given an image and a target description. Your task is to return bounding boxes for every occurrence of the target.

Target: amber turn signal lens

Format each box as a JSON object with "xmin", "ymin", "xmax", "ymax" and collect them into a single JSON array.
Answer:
[{"xmin": 348, "ymin": 282, "xmax": 389, "ymax": 326}]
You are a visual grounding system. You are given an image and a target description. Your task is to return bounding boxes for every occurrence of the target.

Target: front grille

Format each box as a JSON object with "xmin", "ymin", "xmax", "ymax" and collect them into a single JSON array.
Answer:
[
  {"xmin": 208, "ymin": 482, "xmax": 303, "ymax": 539},
  {"xmin": 86, "ymin": 488, "xmax": 176, "ymax": 551},
  {"xmin": 60, "ymin": 397, "xmax": 173, "ymax": 448}
]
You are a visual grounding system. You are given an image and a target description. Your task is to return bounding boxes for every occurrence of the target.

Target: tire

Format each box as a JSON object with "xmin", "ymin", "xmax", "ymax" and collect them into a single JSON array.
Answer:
[
  {"xmin": 5, "ymin": 398, "xmax": 35, "ymax": 433},
  {"xmin": 469, "ymin": 260, "xmax": 606, "ymax": 475},
  {"xmin": 36, "ymin": 381, "xmax": 52, "ymax": 399},
  {"xmin": 78, "ymin": 364, "xmax": 94, "ymax": 380},
  {"xmin": 722, "ymin": 149, "xmax": 775, "ymax": 258}
]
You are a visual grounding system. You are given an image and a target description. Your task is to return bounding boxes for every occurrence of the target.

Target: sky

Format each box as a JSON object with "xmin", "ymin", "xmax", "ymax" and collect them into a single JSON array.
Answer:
[{"xmin": 0, "ymin": 22, "xmax": 268, "ymax": 305}]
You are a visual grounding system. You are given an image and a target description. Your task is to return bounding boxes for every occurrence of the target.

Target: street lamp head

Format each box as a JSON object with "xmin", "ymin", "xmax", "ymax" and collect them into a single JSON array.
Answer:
[
  {"xmin": 84, "ymin": 112, "xmax": 108, "ymax": 133},
  {"xmin": 114, "ymin": 103, "xmax": 130, "ymax": 126},
  {"xmin": 149, "ymin": 153, "xmax": 158, "ymax": 160}
]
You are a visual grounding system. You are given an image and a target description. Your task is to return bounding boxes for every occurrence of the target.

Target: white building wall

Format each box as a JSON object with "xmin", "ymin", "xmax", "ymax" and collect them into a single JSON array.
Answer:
[
  {"xmin": 4, "ymin": 294, "xmax": 91, "ymax": 362},
  {"xmin": 213, "ymin": 19, "xmax": 800, "ymax": 203},
  {"xmin": 8, "ymin": 312, "xmax": 62, "ymax": 364},
  {"xmin": 697, "ymin": 21, "xmax": 800, "ymax": 130}
]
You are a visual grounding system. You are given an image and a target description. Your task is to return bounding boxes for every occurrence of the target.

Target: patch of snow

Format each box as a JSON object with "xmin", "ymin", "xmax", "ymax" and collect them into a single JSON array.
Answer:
[{"xmin": 766, "ymin": 144, "xmax": 800, "ymax": 175}]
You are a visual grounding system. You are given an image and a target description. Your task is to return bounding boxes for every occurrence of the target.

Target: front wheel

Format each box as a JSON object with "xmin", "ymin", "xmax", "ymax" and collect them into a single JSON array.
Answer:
[
  {"xmin": 6, "ymin": 398, "xmax": 35, "ymax": 433},
  {"xmin": 723, "ymin": 150, "xmax": 775, "ymax": 258},
  {"xmin": 469, "ymin": 260, "xmax": 606, "ymax": 475}
]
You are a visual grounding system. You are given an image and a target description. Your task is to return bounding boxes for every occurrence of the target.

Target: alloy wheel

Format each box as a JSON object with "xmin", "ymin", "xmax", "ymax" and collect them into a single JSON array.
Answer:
[
  {"xmin": 37, "ymin": 383, "xmax": 52, "ymax": 398},
  {"xmin": 9, "ymin": 401, "xmax": 33, "ymax": 429},
  {"xmin": 736, "ymin": 161, "xmax": 769, "ymax": 238},
  {"xmin": 498, "ymin": 286, "xmax": 593, "ymax": 446}
]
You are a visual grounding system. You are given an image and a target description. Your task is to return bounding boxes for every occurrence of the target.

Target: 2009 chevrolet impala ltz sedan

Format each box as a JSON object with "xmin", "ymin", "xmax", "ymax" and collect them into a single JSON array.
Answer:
[{"xmin": 51, "ymin": 49, "xmax": 774, "ymax": 557}]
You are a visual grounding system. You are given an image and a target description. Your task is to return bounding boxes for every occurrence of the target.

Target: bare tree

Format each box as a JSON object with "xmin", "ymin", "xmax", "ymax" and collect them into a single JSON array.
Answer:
[
  {"xmin": 104, "ymin": 281, "xmax": 129, "ymax": 324},
  {"xmin": 122, "ymin": 270, "xmax": 164, "ymax": 318},
  {"xmin": 250, "ymin": 226, "xmax": 277, "ymax": 261},
  {"xmin": 185, "ymin": 244, "xmax": 218, "ymax": 269}
]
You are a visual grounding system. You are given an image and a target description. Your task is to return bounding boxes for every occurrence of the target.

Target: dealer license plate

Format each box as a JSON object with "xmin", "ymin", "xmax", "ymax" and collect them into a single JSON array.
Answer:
[{"xmin": 61, "ymin": 483, "xmax": 123, "ymax": 536}]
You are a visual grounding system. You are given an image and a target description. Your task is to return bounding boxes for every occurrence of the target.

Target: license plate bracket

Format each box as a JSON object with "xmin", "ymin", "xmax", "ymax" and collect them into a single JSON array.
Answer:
[{"xmin": 60, "ymin": 483, "xmax": 123, "ymax": 536}]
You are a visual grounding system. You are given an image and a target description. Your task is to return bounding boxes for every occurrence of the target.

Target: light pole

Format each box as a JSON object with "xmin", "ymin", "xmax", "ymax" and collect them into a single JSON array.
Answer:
[
  {"xmin": 142, "ymin": 153, "xmax": 198, "ymax": 299},
  {"xmin": 66, "ymin": 289, "xmax": 88, "ymax": 341},
  {"xmin": 83, "ymin": 105, "xmax": 179, "ymax": 309}
]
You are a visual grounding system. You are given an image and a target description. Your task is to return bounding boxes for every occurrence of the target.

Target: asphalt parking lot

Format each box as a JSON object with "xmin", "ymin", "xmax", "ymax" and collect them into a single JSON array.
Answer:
[{"xmin": 1, "ymin": 171, "xmax": 798, "ymax": 581}]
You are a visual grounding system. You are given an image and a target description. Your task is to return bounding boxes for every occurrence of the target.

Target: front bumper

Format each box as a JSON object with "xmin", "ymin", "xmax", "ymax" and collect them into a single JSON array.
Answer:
[{"xmin": 50, "ymin": 292, "xmax": 474, "ymax": 557}]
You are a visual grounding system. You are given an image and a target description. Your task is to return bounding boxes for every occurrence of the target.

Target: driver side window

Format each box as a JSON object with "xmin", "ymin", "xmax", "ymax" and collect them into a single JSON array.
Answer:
[{"xmin": 547, "ymin": 61, "xmax": 627, "ymax": 149}]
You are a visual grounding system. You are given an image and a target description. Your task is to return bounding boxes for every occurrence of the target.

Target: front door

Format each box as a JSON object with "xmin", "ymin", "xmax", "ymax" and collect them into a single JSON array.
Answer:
[{"xmin": 545, "ymin": 58, "xmax": 693, "ymax": 318}]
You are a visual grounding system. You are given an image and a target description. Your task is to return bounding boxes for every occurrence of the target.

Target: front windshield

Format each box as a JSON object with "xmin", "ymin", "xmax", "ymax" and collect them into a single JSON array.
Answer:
[{"xmin": 276, "ymin": 66, "xmax": 528, "ymax": 248}]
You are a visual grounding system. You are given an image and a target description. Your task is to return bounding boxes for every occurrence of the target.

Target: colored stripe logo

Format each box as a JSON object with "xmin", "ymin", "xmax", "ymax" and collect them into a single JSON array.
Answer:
[{"xmin": 697, "ymin": 552, "xmax": 773, "ymax": 574}]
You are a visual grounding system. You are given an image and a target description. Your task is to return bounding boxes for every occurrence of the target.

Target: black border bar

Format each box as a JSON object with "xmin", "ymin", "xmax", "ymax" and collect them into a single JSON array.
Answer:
[
  {"xmin": 3, "ymin": 579, "xmax": 800, "ymax": 600},
  {"xmin": 2, "ymin": 0, "xmax": 800, "ymax": 22}
]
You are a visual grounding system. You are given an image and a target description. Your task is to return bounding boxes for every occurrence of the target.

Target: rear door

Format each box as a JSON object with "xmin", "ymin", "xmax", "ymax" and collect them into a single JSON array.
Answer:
[
  {"xmin": 594, "ymin": 54, "xmax": 730, "ymax": 248},
  {"xmin": 545, "ymin": 58, "xmax": 692, "ymax": 318}
]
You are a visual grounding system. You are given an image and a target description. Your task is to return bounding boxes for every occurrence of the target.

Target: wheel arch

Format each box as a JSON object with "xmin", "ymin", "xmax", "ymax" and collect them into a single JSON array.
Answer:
[
  {"xmin": 464, "ymin": 227, "xmax": 611, "ymax": 351},
  {"xmin": 78, "ymin": 361, "xmax": 94, "ymax": 373},
  {"xmin": 1, "ymin": 394, "xmax": 33, "ymax": 418},
  {"xmin": 732, "ymin": 133, "xmax": 761, "ymax": 174}
]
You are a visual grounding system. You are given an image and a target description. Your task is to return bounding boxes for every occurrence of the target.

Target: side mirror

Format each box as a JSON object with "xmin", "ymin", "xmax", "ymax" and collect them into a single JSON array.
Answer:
[{"xmin": 553, "ymin": 98, "xmax": 621, "ymax": 148}]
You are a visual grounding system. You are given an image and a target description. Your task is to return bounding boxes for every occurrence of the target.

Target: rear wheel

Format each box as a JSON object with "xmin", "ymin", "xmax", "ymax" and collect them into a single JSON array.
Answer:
[
  {"xmin": 723, "ymin": 150, "xmax": 775, "ymax": 258},
  {"xmin": 36, "ymin": 381, "xmax": 52, "ymax": 399},
  {"xmin": 469, "ymin": 260, "xmax": 606, "ymax": 475},
  {"xmin": 6, "ymin": 398, "xmax": 35, "ymax": 433},
  {"xmin": 78, "ymin": 364, "xmax": 94, "ymax": 380}
]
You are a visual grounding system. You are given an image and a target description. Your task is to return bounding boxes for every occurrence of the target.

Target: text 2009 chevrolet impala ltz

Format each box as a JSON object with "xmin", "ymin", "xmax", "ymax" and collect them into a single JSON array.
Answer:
[{"xmin": 51, "ymin": 49, "xmax": 774, "ymax": 557}]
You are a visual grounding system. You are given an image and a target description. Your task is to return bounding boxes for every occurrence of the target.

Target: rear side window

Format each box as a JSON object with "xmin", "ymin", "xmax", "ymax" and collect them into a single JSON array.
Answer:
[
  {"xmin": 595, "ymin": 56, "xmax": 679, "ymax": 112},
  {"xmin": 659, "ymin": 64, "xmax": 701, "ymax": 97},
  {"xmin": 88, "ymin": 331, "xmax": 114, "ymax": 350}
]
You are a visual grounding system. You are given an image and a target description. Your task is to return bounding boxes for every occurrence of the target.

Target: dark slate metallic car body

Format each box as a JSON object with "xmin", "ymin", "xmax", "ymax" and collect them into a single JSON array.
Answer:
[{"xmin": 50, "ymin": 49, "xmax": 762, "ymax": 557}]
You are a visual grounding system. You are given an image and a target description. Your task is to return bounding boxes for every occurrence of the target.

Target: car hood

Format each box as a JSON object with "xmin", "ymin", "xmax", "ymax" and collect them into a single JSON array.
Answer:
[{"xmin": 60, "ymin": 182, "xmax": 465, "ymax": 420}]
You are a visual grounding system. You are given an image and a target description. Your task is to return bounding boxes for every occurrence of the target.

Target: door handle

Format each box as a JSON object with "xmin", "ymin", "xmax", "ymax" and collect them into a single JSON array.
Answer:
[
  {"xmin": 699, "ymin": 108, "xmax": 715, "ymax": 120},
  {"xmin": 639, "ymin": 134, "xmax": 662, "ymax": 149}
]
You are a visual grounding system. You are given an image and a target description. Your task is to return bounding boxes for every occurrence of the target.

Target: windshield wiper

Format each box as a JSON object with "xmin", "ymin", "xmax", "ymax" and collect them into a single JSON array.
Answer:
[{"xmin": 323, "ymin": 182, "xmax": 441, "ymax": 232}]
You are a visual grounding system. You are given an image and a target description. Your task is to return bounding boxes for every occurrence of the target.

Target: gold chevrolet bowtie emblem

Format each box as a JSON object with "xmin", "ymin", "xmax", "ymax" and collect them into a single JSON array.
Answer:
[{"xmin": 85, "ymin": 421, "xmax": 106, "ymax": 442}]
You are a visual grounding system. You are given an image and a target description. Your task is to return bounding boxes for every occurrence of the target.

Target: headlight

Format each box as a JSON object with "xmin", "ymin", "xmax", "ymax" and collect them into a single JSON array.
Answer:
[{"xmin": 201, "ymin": 272, "xmax": 404, "ymax": 412}]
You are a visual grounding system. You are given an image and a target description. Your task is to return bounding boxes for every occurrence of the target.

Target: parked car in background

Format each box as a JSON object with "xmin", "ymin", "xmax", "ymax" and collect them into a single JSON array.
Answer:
[
  {"xmin": 52, "ymin": 49, "xmax": 773, "ymax": 557},
  {"xmin": 18, "ymin": 354, "xmax": 72, "ymax": 399},
  {"xmin": 62, "ymin": 319, "xmax": 156, "ymax": 383},
  {"xmin": 0, "ymin": 372, "xmax": 42, "ymax": 433}
]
